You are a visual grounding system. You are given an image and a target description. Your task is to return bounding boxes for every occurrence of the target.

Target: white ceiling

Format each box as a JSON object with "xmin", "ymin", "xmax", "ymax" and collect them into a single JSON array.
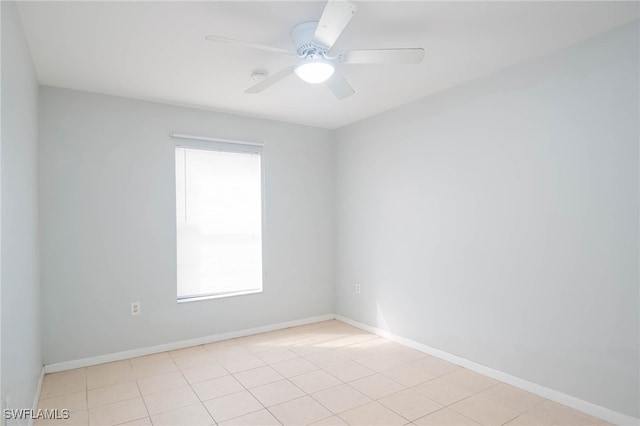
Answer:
[{"xmin": 17, "ymin": 1, "xmax": 639, "ymax": 129}]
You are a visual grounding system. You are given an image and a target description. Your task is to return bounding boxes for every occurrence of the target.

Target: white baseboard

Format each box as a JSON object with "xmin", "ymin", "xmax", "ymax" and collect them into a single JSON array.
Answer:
[
  {"xmin": 27, "ymin": 367, "xmax": 45, "ymax": 426},
  {"xmin": 335, "ymin": 314, "xmax": 639, "ymax": 426},
  {"xmin": 44, "ymin": 314, "xmax": 334, "ymax": 373}
]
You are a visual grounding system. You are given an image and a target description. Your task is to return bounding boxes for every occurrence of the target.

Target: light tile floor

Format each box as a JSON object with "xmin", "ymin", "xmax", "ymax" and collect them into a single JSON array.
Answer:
[{"xmin": 36, "ymin": 320, "xmax": 613, "ymax": 426}]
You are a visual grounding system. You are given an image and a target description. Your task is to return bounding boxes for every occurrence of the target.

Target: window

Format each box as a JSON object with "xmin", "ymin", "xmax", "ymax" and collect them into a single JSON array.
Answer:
[{"xmin": 175, "ymin": 141, "xmax": 263, "ymax": 302}]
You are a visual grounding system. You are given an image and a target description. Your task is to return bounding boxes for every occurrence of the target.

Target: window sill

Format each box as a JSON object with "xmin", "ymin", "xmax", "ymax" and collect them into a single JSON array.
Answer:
[{"xmin": 177, "ymin": 289, "xmax": 262, "ymax": 303}]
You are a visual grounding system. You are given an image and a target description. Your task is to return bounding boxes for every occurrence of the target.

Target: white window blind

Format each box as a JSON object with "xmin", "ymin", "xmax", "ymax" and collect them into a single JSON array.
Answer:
[{"xmin": 175, "ymin": 144, "xmax": 263, "ymax": 301}]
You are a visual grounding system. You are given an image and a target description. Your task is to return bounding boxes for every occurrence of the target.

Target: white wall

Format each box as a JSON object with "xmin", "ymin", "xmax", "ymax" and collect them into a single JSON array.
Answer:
[
  {"xmin": 1, "ymin": 0, "xmax": 42, "ymax": 414},
  {"xmin": 39, "ymin": 87, "xmax": 335, "ymax": 364},
  {"xmin": 335, "ymin": 22, "xmax": 639, "ymax": 418}
]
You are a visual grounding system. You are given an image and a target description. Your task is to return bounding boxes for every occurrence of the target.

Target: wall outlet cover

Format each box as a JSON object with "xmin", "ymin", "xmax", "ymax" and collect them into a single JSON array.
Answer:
[{"xmin": 131, "ymin": 302, "xmax": 141, "ymax": 316}]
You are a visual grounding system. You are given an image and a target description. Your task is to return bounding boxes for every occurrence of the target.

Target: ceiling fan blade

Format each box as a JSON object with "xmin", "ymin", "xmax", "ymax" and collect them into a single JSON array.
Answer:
[
  {"xmin": 326, "ymin": 72, "xmax": 355, "ymax": 100},
  {"xmin": 313, "ymin": 0, "xmax": 357, "ymax": 50},
  {"xmin": 205, "ymin": 35, "xmax": 294, "ymax": 56},
  {"xmin": 245, "ymin": 66, "xmax": 295, "ymax": 94},
  {"xmin": 339, "ymin": 48, "xmax": 425, "ymax": 64}
]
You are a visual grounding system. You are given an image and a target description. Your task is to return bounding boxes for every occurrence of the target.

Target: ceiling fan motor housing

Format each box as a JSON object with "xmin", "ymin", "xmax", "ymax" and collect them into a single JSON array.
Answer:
[{"xmin": 291, "ymin": 21, "xmax": 325, "ymax": 57}]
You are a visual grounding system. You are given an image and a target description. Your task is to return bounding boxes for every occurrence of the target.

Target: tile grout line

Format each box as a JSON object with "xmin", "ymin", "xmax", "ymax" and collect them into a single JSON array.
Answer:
[
  {"xmin": 209, "ymin": 348, "xmax": 271, "ymax": 426},
  {"xmin": 134, "ymin": 370, "xmax": 153, "ymax": 425},
  {"xmin": 183, "ymin": 348, "xmax": 236, "ymax": 425},
  {"xmin": 214, "ymin": 332, "xmax": 291, "ymax": 425},
  {"xmin": 263, "ymin": 326, "xmax": 398, "ymax": 424},
  {"xmin": 205, "ymin": 329, "xmax": 361, "ymax": 425},
  {"xmin": 84, "ymin": 368, "xmax": 89, "ymax": 424}
]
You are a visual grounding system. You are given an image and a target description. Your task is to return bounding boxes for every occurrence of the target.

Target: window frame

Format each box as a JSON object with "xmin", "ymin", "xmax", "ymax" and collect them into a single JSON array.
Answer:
[{"xmin": 174, "ymin": 138, "xmax": 266, "ymax": 303}]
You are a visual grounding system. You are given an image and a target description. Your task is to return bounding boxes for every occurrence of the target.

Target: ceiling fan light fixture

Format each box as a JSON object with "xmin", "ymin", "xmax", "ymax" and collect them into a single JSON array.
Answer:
[{"xmin": 294, "ymin": 58, "xmax": 335, "ymax": 84}]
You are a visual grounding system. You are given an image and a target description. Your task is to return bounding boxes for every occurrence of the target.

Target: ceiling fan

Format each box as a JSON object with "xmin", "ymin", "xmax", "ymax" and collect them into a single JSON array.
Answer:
[{"xmin": 205, "ymin": 0, "xmax": 425, "ymax": 100}]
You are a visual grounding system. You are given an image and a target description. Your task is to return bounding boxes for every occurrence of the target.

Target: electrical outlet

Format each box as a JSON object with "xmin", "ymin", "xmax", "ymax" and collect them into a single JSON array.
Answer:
[
  {"xmin": 355, "ymin": 283, "xmax": 361, "ymax": 294},
  {"xmin": 131, "ymin": 302, "xmax": 141, "ymax": 316}
]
